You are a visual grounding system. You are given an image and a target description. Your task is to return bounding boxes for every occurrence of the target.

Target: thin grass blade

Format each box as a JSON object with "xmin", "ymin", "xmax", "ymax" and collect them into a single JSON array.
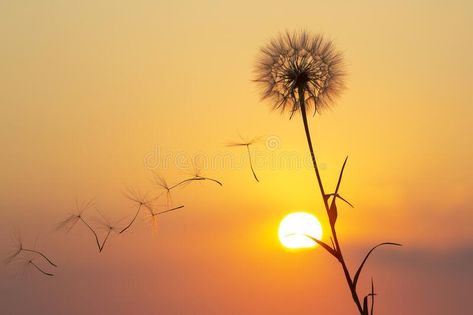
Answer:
[{"xmin": 353, "ymin": 242, "xmax": 402, "ymax": 289}]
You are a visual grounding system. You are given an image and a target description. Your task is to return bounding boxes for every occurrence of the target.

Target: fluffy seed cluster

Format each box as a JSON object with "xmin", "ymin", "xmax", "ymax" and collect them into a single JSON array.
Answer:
[{"xmin": 254, "ymin": 30, "xmax": 346, "ymax": 116}]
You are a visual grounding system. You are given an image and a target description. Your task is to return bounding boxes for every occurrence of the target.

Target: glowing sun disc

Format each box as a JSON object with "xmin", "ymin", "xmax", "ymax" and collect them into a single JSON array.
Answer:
[{"xmin": 278, "ymin": 212, "xmax": 323, "ymax": 249}]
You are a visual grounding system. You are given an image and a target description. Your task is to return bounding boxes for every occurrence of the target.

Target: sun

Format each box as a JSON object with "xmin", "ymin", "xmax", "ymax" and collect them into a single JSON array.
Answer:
[{"xmin": 278, "ymin": 212, "xmax": 323, "ymax": 249}]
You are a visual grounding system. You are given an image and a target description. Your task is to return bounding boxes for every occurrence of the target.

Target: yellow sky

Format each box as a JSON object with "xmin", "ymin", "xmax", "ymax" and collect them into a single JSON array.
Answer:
[{"xmin": 1, "ymin": 1, "xmax": 472, "ymax": 314}]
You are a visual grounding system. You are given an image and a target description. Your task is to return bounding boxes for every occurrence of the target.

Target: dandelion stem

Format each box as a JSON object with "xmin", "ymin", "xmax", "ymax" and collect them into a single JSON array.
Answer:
[{"xmin": 298, "ymin": 86, "xmax": 363, "ymax": 314}]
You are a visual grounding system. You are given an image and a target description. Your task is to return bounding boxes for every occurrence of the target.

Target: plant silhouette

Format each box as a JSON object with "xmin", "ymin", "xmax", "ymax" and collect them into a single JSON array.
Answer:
[
  {"xmin": 227, "ymin": 135, "xmax": 261, "ymax": 182},
  {"xmin": 254, "ymin": 30, "xmax": 401, "ymax": 315}
]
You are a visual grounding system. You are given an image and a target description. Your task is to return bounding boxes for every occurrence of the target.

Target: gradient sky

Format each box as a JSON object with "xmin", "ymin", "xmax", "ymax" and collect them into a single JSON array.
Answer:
[{"xmin": 1, "ymin": 1, "xmax": 472, "ymax": 314}]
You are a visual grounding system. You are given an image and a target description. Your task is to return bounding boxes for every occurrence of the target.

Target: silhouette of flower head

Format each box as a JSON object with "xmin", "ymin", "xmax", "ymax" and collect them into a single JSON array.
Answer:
[{"xmin": 254, "ymin": 30, "xmax": 345, "ymax": 116}]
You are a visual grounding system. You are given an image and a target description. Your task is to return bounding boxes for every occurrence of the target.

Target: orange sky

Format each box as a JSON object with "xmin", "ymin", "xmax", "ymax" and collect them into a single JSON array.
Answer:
[{"xmin": 1, "ymin": 1, "xmax": 472, "ymax": 314}]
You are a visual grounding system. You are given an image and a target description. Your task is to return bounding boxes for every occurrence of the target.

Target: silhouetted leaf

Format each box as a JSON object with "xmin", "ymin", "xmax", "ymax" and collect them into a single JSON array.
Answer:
[
  {"xmin": 328, "ymin": 201, "xmax": 338, "ymax": 226},
  {"xmin": 325, "ymin": 193, "xmax": 354, "ymax": 208},
  {"xmin": 334, "ymin": 156, "xmax": 348, "ymax": 195},
  {"xmin": 370, "ymin": 278, "xmax": 375, "ymax": 315},
  {"xmin": 336, "ymin": 194, "xmax": 354, "ymax": 208},
  {"xmin": 362, "ymin": 296, "xmax": 369, "ymax": 315},
  {"xmin": 326, "ymin": 156, "xmax": 351, "ymax": 227},
  {"xmin": 353, "ymin": 242, "xmax": 402, "ymax": 289},
  {"xmin": 302, "ymin": 234, "xmax": 340, "ymax": 261}
]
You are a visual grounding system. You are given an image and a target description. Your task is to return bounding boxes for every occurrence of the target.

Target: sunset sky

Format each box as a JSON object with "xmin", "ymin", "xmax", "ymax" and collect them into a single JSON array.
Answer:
[{"xmin": 1, "ymin": 1, "xmax": 472, "ymax": 314}]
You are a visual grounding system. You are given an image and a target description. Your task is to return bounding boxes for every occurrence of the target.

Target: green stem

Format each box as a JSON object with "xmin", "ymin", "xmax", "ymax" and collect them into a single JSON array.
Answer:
[{"xmin": 298, "ymin": 87, "xmax": 363, "ymax": 314}]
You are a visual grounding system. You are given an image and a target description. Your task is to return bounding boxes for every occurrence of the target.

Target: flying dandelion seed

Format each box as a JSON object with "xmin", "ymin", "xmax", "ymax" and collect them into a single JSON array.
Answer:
[
  {"xmin": 56, "ymin": 198, "xmax": 95, "ymax": 232},
  {"xmin": 57, "ymin": 198, "xmax": 102, "ymax": 252},
  {"xmin": 16, "ymin": 255, "xmax": 54, "ymax": 277},
  {"xmin": 4, "ymin": 231, "xmax": 57, "ymax": 268},
  {"xmin": 93, "ymin": 209, "xmax": 124, "ymax": 252},
  {"xmin": 227, "ymin": 134, "xmax": 261, "ymax": 182},
  {"xmin": 152, "ymin": 173, "xmax": 175, "ymax": 206},
  {"xmin": 120, "ymin": 187, "xmax": 154, "ymax": 234},
  {"xmin": 172, "ymin": 161, "xmax": 223, "ymax": 189},
  {"xmin": 144, "ymin": 204, "xmax": 185, "ymax": 235},
  {"xmin": 3, "ymin": 232, "xmax": 23, "ymax": 265},
  {"xmin": 27, "ymin": 257, "xmax": 54, "ymax": 277}
]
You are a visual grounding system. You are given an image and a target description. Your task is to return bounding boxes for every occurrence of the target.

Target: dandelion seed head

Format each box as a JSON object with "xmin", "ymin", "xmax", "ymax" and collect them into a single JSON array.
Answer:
[{"xmin": 254, "ymin": 30, "xmax": 346, "ymax": 116}]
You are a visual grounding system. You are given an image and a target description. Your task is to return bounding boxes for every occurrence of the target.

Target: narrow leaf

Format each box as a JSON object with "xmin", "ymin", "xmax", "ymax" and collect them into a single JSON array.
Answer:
[
  {"xmin": 362, "ymin": 296, "xmax": 369, "ymax": 315},
  {"xmin": 334, "ymin": 156, "xmax": 348, "ymax": 196},
  {"xmin": 302, "ymin": 235, "xmax": 340, "ymax": 261},
  {"xmin": 336, "ymin": 194, "xmax": 354, "ymax": 208},
  {"xmin": 328, "ymin": 201, "xmax": 338, "ymax": 226},
  {"xmin": 353, "ymin": 242, "xmax": 402, "ymax": 289},
  {"xmin": 370, "ymin": 278, "xmax": 375, "ymax": 315},
  {"xmin": 325, "ymin": 193, "xmax": 354, "ymax": 209}
]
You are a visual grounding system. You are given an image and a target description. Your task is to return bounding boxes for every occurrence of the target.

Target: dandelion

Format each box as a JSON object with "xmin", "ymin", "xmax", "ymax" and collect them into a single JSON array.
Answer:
[
  {"xmin": 254, "ymin": 30, "xmax": 346, "ymax": 236},
  {"xmin": 254, "ymin": 30, "xmax": 400, "ymax": 315},
  {"xmin": 254, "ymin": 30, "xmax": 346, "ymax": 245},
  {"xmin": 227, "ymin": 135, "xmax": 261, "ymax": 182}
]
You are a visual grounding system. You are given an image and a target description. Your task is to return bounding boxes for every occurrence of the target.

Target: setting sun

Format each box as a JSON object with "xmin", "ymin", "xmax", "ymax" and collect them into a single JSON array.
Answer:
[{"xmin": 278, "ymin": 212, "xmax": 323, "ymax": 249}]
